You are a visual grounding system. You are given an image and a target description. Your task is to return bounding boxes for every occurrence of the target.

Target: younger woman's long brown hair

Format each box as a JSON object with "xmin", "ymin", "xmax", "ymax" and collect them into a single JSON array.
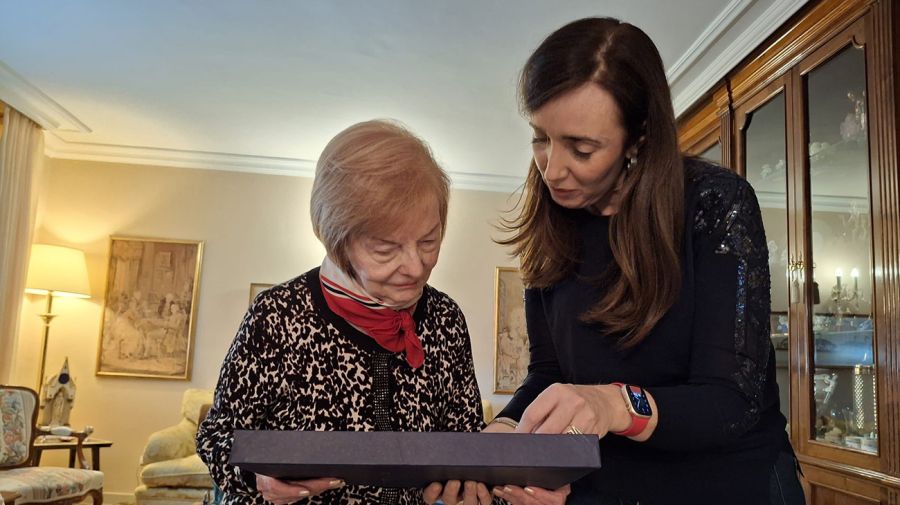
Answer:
[{"xmin": 500, "ymin": 17, "xmax": 685, "ymax": 348}]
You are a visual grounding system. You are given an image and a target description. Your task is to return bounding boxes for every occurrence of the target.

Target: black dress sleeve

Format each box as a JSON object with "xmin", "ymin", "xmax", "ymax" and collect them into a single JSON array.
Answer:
[
  {"xmin": 644, "ymin": 172, "xmax": 775, "ymax": 451},
  {"xmin": 496, "ymin": 287, "xmax": 564, "ymax": 421},
  {"xmin": 196, "ymin": 301, "xmax": 280, "ymax": 503}
]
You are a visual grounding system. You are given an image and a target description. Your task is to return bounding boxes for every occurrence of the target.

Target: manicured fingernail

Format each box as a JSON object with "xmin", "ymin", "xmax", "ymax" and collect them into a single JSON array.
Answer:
[
  {"xmin": 329, "ymin": 479, "xmax": 345, "ymax": 488},
  {"xmin": 492, "ymin": 487, "xmax": 504, "ymax": 496},
  {"xmin": 503, "ymin": 486, "xmax": 513, "ymax": 493},
  {"xmin": 297, "ymin": 489, "xmax": 310, "ymax": 497},
  {"xmin": 524, "ymin": 487, "xmax": 536, "ymax": 495}
]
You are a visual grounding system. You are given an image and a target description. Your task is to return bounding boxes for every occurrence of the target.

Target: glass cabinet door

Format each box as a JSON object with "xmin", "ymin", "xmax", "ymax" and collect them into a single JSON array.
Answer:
[
  {"xmin": 739, "ymin": 89, "xmax": 791, "ymax": 429},
  {"xmin": 699, "ymin": 142, "xmax": 722, "ymax": 166},
  {"xmin": 804, "ymin": 43, "xmax": 877, "ymax": 454}
]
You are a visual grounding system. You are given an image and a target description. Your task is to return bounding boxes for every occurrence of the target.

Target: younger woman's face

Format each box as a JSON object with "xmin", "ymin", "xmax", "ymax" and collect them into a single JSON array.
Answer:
[{"xmin": 529, "ymin": 83, "xmax": 632, "ymax": 214}]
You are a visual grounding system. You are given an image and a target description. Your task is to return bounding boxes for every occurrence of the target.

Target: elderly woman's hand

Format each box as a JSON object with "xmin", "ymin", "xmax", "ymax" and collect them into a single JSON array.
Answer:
[
  {"xmin": 424, "ymin": 480, "xmax": 493, "ymax": 505},
  {"xmin": 422, "ymin": 419, "xmax": 518, "ymax": 504},
  {"xmin": 492, "ymin": 484, "xmax": 570, "ymax": 505},
  {"xmin": 255, "ymin": 474, "xmax": 344, "ymax": 504}
]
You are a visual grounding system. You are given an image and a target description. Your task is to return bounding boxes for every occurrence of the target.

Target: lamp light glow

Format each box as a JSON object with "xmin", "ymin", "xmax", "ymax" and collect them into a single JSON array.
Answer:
[{"xmin": 24, "ymin": 244, "xmax": 91, "ymax": 390}]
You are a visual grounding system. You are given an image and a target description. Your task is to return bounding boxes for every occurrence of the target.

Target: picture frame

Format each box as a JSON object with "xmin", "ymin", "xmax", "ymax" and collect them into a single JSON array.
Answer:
[
  {"xmin": 493, "ymin": 266, "xmax": 528, "ymax": 394},
  {"xmin": 96, "ymin": 236, "xmax": 204, "ymax": 380},
  {"xmin": 249, "ymin": 283, "xmax": 274, "ymax": 305}
]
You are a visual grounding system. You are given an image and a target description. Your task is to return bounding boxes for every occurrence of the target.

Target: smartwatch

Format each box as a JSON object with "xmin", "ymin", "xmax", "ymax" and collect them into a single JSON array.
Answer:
[{"xmin": 610, "ymin": 382, "xmax": 652, "ymax": 437}]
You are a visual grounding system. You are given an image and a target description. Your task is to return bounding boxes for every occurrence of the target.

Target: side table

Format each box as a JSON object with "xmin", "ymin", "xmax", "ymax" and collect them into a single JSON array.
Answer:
[{"xmin": 33, "ymin": 436, "xmax": 113, "ymax": 471}]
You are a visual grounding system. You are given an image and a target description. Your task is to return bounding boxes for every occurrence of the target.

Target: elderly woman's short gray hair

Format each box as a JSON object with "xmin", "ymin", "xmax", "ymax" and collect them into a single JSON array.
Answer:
[{"xmin": 310, "ymin": 119, "xmax": 450, "ymax": 278}]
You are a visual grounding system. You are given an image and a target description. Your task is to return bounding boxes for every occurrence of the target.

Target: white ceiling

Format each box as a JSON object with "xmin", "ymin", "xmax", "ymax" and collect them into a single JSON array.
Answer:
[{"xmin": 1, "ymin": 0, "xmax": 807, "ymax": 192}]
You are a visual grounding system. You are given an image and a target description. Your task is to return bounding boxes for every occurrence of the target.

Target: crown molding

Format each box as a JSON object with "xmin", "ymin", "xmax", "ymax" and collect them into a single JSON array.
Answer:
[
  {"xmin": 672, "ymin": 0, "xmax": 808, "ymax": 117},
  {"xmin": 666, "ymin": 0, "xmax": 750, "ymax": 85},
  {"xmin": 446, "ymin": 171, "xmax": 524, "ymax": 193},
  {"xmin": 43, "ymin": 132, "xmax": 524, "ymax": 193},
  {"xmin": 0, "ymin": 61, "xmax": 91, "ymax": 132},
  {"xmin": 44, "ymin": 132, "xmax": 317, "ymax": 177}
]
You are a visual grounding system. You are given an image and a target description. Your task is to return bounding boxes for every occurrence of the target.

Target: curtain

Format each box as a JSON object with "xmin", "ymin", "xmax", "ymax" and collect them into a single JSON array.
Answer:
[{"xmin": 0, "ymin": 105, "xmax": 43, "ymax": 383}]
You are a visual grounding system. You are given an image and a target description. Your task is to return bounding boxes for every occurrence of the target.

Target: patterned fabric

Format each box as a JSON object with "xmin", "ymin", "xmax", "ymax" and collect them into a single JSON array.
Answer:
[
  {"xmin": 692, "ymin": 164, "xmax": 772, "ymax": 435},
  {"xmin": 197, "ymin": 268, "xmax": 486, "ymax": 505},
  {"xmin": 320, "ymin": 274, "xmax": 423, "ymax": 369},
  {"xmin": 0, "ymin": 389, "xmax": 35, "ymax": 467},
  {"xmin": 320, "ymin": 257, "xmax": 425, "ymax": 368},
  {"xmin": 0, "ymin": 466, "xmax": 103, "ymax": 501}
]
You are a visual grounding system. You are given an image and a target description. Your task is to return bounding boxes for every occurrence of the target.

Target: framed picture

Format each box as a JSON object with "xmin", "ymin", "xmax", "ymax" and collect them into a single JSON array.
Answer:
[
  {"xmin": 249, "ymin": 283, "xmax": 274, "ymax": 305},
  {"xmin": 493, "ymin": 266, "xmax": 528, "ymax": 394},
  {"xmin": 96, "ymin": 236, "xmax": 204, "ymax": 379}
]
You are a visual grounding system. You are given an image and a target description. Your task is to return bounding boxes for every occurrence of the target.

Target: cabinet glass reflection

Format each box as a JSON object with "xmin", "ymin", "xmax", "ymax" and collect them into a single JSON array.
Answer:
[
  {"xmin": 806, "ymin": 44, "xmax": 877, "ymax": 454},
  {"xmin": 743, "ymin": 91, "xmax": 790, "ymax": 429}
]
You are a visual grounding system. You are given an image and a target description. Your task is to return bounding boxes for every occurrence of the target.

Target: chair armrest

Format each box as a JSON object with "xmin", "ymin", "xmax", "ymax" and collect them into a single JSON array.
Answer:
[
  {"xmin": 36, "ymin": 425, "xmax": 94, "ymax": 469},
  {"xmin": 141, "ymin": 419, "xmax": 198, "ymax": 465}
]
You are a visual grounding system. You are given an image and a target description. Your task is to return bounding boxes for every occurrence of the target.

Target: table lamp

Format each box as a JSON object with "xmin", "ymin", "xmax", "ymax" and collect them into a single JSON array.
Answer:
[{"xmin": 24, "ymin": 244, "xmax": 91, "ymax": 390}]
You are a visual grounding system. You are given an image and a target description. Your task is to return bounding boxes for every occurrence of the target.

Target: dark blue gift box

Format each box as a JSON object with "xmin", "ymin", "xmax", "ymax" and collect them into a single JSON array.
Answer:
[{"xmin": 229, "ymin": 430, "xmax": 601, "ymax": 489}]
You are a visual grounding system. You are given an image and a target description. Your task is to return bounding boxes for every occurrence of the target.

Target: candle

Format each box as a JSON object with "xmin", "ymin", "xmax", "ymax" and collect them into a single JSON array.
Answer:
[
  {"xmin": 836, "ymin": 268, "xmax": 843, "ymax": 290},
  {"xmin": 851, "ymin": 268, "xmax": 859, "ymax": 292}
]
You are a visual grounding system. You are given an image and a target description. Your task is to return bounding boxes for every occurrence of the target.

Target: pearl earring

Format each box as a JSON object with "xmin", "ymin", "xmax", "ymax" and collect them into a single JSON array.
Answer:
[{"xmin": 627, "ymin": 155, "xmax": 638, "ymax": 171}]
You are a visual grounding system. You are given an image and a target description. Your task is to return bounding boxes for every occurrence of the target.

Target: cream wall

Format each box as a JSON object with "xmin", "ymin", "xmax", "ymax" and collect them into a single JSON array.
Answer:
[{"xmin": 11, "ymin": 156, "xmax": 520, "ymax": 498}]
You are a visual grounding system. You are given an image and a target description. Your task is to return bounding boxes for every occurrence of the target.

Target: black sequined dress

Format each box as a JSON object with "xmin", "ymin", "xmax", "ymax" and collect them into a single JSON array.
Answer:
[{"xmin": 498, "ymin": 159, "xmax": 792, "ymax": 505}]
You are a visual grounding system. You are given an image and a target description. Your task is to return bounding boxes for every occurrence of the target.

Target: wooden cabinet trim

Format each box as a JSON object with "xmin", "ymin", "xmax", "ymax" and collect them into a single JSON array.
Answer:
[
  {"xmin": 678, "ymin": 93, "xmax": 721, "ymax": 152},
  {"xmin": 683, "ymin": 128, "xmax": 720, "ymax": 158},
  {"xmin": 730, "ymin": 0, "xmax": 874, "ymax": 110},
  {"xmin": 867, "ymin": 0, "xmax": 900, "ymax": 479},
  {"xmin": 732, "ymin": 78, "xmax": 787, "ymax": 179},
  {"xmin": 801, "ymin": 455, "xmax": 900, "ymax": 491},
  {"xmin": 796, "ymin": 18, "xmax": 867, "ymax": 76}
]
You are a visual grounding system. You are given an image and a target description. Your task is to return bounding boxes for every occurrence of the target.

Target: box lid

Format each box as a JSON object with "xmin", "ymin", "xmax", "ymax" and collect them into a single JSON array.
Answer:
[{"xmin": 230, "ymin": 430, "xmax": 601, "ymax": 489}]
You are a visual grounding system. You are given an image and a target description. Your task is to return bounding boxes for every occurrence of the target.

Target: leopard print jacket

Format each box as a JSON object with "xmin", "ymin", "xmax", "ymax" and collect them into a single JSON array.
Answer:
[{"xmin": 197, "ymin": 267, "xmax": 485, "ymax": 505}]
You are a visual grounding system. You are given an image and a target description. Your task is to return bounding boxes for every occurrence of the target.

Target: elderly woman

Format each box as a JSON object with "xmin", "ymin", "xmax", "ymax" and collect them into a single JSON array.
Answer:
[{"xmin": 197, "ymin": 120, "xmax": 487, "ymax": 505}]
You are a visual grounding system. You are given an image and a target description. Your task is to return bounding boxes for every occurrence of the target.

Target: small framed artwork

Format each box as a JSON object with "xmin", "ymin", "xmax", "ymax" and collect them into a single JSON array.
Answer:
[
  {"xmin": 493, "ymin": 266, "xmax": 528, "ymax": 394},
  {"xmin": 96, "ymin": 236, "xmax": 204, "ymax": 380},
  {"xmin": 249, "ymin": 283, "xmax": 274, "ymax": 305}
]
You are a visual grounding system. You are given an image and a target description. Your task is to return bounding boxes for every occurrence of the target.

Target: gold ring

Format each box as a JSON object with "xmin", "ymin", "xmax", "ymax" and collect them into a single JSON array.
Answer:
[{"xmin": 565, "ymin": 424, "xmax": 583, "ymax": 435}]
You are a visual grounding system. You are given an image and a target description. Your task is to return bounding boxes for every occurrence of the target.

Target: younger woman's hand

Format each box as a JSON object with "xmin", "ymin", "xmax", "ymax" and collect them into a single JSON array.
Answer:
[
  {"xmin": 255, "ymin": 474, "xmax": 344, "ymax": 504},
  {"xmin": 483, "ymin": 421, "xmax": 516, "ymax": 434},
  {"xmin": 516, "ymin": 383, "xmax": 623, "ymax": 437}
]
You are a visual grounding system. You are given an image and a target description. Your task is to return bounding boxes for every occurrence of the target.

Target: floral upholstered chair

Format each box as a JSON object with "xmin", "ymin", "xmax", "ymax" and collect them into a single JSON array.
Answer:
[{"xmin": 0, "ymin": 385, "xmax": 103, "ymax": 504}]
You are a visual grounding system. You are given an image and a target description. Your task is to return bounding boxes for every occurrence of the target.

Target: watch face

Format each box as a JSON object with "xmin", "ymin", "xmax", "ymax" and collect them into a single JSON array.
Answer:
[{"xmin": 627, "ymin": 387, "xmax": 653, "ymax": 417}]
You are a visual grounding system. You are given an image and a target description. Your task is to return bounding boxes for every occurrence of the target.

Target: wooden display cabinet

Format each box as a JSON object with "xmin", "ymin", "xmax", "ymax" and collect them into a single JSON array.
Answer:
[{"xmin": 678, "ymin": 1, "xmax": 900, "ymax": 502}]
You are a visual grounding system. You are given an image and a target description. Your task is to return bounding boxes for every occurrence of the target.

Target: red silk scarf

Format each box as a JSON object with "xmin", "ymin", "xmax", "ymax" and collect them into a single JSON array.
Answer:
[{"xmin": 320, "ymin": 273, "xmax": 424, "ymax": 368}]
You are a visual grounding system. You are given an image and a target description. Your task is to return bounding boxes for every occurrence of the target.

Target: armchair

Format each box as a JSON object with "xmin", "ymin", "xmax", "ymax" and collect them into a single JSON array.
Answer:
[
  {"xmin": 135, "ymin": 389, "xmax": 213, "ymax": 505},
  {"xmin": 0, "ymin": 385, "xmax": 103, "ymax": 505}
]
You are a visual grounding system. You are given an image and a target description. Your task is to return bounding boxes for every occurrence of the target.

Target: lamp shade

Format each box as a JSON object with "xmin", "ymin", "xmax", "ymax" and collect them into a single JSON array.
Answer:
[{"xmin": 24, "ymin": 244, "xmax": 91, "ymax": 298}]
